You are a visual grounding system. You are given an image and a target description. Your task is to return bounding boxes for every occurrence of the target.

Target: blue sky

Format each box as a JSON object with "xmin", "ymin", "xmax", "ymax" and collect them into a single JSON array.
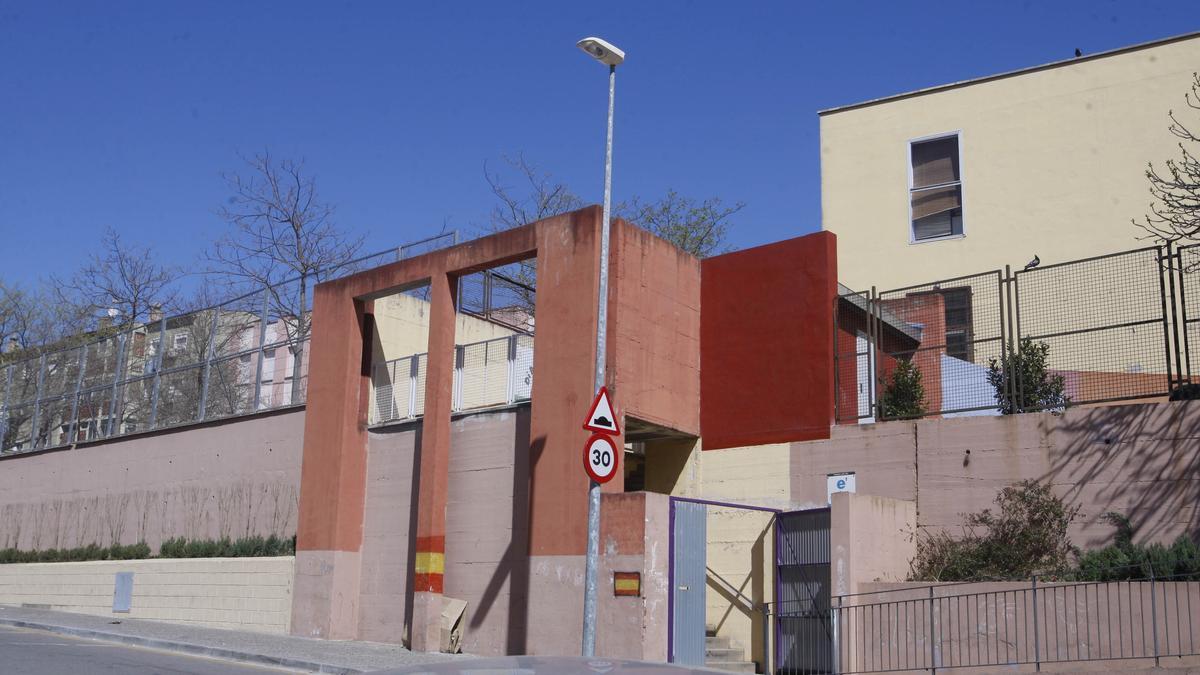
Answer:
[{"xmin": 0, "ymin": 1, "xmax": 1194, "ymax": 289}]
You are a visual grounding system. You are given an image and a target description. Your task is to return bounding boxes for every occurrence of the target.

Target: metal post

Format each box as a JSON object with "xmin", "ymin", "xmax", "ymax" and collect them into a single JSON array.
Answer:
[
  {"xmin": 870, "ymin": 286, "xmax": 880, "ymax": 420},
  {"xmin": 1012, "ymin": 270, "xmax": 1023, "ymax": 412},
  {"xmin": 832, "ymin": 595, "xmax": 841, "ymax": 675},
  {"xmin": 928, "ymin": 586, "xmax": 938, "ymax": 674},
  {"xmin": 252, "ymin": 289, "xmax": 270, "ymax": 411},
  {"xmin": 29, "ymin": 354, "xmax": 46, "ymax": 449},
  {"xmin": 408, "ymin": 356, "xmax": 419, "ymax": 418},
  {"xmin": 148, "ymin": 314, "xmax": 167, "ymax": 429},
  {"xmin": 832, "ymin": 295, "xmax": 841, "ymax": 422},
  {"xmin": 106, "ymin": 334, "xmax": 127, "ymax": 437},
  {"xmin": 1, "ymin": 364, "xmax": 11, "ymax": 411},
  {"xmin": 67, "ymin": 345, "xmax": 87, "ymax": 443},
  {"xmin": 1032, "ymin": 574, "xmax": 1041, "ymax": 671},
  {"xmin": 1002, "ymin": 266, "xmax": 1015, "ymax": 413},
  {"xmin": 1157, "ymin": 245, "xmax": 1179, "ymax": 392},
  {"xmin": 198, "ymin": 305, "xmax": 221, "ymax": 422},
  {"xmin": 1150, "ymin": 568, "xmax": 1160, "ymax": 666},
  {"xmin": 506, "ymin": 335, "xmax": 517, "ymax": 404},
  {"xmin": 582, "ymin": 61, "xmax": 616, "ymax": 658},
  {"xmin": 1, "ymin": 364, "xmax": 13, "ymax": 447},
  {"xmin": 453, "ymin": 345, "xmax": 465, "ymax": 411}
]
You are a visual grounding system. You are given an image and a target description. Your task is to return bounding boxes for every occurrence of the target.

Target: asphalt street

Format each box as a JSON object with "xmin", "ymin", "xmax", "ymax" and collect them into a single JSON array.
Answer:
[{"xmin": 0, "ymin": 624, "xmax": 296, "ymax": 674}]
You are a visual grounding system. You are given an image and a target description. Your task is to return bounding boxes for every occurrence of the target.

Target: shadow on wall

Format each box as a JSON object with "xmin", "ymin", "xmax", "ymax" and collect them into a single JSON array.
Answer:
[
  {"xmin": 1042, "ymin": 401, "xmax": 1200, "ymax": 549},
  {"xmin": 0, "ymin": 479, "xmax": 298, "ymax": 553},
  {"xmin": 465, "ymin": 407, "xmax": 533, "ymax": 655},
  {"xmin": 705, "ymin": 513, "xmax": 770, "ymax": 663}
]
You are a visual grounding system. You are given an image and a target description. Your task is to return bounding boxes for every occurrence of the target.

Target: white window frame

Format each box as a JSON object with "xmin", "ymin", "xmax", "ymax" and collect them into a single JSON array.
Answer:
[{"xmin": 907, "ymin": 130, "xmax": 966, "ymax": 244}]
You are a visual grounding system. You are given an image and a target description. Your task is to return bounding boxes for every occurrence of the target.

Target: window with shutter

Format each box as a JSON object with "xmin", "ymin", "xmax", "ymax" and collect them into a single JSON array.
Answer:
[{"xmin": 910, "ymin": 134, "xmax": 963, "ymax": 241}]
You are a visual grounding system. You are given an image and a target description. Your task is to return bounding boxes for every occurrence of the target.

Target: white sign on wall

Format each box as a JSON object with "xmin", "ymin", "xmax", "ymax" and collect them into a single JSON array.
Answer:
[{"xmin": 827, "ymin": 472, "xmax": 856, "ymax": 504}]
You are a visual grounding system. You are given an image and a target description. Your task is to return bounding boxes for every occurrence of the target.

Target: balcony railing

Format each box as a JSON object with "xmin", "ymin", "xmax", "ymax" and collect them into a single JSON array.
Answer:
[{"xmin": 369, "ymin": 334, "xmax": 534, "ymax": 425}]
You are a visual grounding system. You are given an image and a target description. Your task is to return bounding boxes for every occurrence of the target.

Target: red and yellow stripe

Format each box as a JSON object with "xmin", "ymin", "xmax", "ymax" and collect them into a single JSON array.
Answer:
[{"xmin": 413, "ymin": 536, "xmax": 445, "ymax": 593}]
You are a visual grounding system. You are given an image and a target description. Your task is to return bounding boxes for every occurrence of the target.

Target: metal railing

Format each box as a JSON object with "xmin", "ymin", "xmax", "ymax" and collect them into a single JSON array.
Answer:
[
  {"xmin": 832, "ymin": 570, "xmax": 1200, "ymax": 673},
  {"xmin": 369, "ymin": 333, "xmax": 534, "ymax": 425},
  {"xmin": 0, "ymin": 232, "xmax": 459, "ymax": 453},
  {"xmin": 836, "ymin": 242, "xmax": 1199, "ymax": 423}
]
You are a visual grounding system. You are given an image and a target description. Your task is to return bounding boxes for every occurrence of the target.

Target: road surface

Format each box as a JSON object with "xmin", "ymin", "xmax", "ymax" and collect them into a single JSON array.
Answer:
[{"xmin": 0, "ymin": 624, "xmax": 295, "ymax": 674}]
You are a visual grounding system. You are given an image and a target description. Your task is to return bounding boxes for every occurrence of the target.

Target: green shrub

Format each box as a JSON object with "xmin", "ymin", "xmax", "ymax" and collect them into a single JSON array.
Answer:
[
  {"xmin": 880, "ymin": 360, "xmax": 926, "ymax": 419},
  {"xmin": 986, "ymin": 338, "xmax": 1069, "ymax": 414},
  {"xmin": 910, "ymin": 480, "xmax": 1079, "ymax": 581},
  {"xmin": 1074, "ymin": 512, "xmax": 1200, "ymax": 581},
  {"xmin": 0, "ymin": 534, "xmax": 297, "ymax": 564}
]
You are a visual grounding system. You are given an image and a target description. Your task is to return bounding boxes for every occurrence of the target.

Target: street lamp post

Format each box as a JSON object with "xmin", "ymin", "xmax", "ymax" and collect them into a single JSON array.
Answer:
[{"xmin": 576, "ymin": 35, "xmax": 624, "ymax": 658}]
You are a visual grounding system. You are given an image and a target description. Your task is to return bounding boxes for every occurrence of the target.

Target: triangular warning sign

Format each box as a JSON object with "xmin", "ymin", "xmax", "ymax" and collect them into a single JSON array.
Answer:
[{"xmin": 583, "ymin": 386, "xmax": 620, "ymax": 435}]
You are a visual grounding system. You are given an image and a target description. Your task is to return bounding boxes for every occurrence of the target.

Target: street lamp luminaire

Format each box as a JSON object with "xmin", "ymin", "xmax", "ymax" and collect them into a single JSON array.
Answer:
[{"xmin": 576, "ymin": 35, "xmax": 624, "ymax": 659}]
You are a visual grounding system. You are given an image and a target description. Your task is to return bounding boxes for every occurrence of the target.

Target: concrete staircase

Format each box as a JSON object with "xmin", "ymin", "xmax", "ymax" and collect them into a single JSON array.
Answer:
[{"xmin": 704, "ymin": 627, "xmax": 757, "ymax": 674}]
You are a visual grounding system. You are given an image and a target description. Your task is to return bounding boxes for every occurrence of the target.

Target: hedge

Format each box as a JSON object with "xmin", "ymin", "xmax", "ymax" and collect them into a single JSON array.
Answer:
[{"xmin": 0, "ymin": 535, "xmax": 295, "ymax": 564}]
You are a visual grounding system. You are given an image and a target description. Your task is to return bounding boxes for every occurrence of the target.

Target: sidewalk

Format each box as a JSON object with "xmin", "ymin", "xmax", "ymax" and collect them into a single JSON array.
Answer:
[{"xmin": 0, "ymin": 605, "xmax": 470, "ymax": 673}]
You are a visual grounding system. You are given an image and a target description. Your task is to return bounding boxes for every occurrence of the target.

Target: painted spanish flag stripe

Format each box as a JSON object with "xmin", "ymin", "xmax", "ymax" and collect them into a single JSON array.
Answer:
[
  {"xmin": 614, "ymin": 578, "xmax": 640, "ymax": 593},
  {"xmin": 414, "ymin": 551, "xmax": 445, "ymax": 575}
]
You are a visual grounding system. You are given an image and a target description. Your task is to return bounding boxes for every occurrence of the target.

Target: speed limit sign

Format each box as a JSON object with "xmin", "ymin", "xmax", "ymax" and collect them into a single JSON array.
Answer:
[{"xmin": 583, "ymin": 433, "xmax": 619, "ymax": 484}]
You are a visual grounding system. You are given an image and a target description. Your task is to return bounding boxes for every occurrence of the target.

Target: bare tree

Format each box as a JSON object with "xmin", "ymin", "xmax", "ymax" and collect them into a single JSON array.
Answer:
[
  {"xmin": 51, "ymin": 227, "xmax": 177, "ymax": 330},
  {"xmin": 616, "ymin": 190, "xmax": 745, "ymax": 258},
  {"xmin": 208, "ymin": 152, "xmax": 363, "ymax": 403},
  {"xmin": 1, "ymin": 281, "xmax": 92, "ymax": 357},
  {"xmin": 484, "ymin": 154, "xmax": 743, "ymax": 258},
  {"xmin": 1135, "ymin": 72, "xmax": 1200, "ymax": 244},
  {"xmin": 486, "ymin": 154, "xmax": 584, "ymax": 231}
]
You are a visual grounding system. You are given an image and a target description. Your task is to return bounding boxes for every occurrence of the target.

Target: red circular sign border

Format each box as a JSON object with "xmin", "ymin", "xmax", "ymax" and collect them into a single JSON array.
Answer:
[{"xmin": 582, "ymin": 433, "xmax": 620, "ymax": 484}]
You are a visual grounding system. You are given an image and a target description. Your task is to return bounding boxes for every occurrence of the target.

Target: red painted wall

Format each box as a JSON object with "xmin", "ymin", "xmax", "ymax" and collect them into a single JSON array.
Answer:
[{"xmin": 700, "ymin": 232, "xmax": 839, "ymax": 450}]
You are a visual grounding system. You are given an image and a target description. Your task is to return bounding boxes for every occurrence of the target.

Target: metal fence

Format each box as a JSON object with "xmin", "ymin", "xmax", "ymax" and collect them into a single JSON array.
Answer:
[
  {"xmin": 369, "ymin": 333, "xmax": 534, "ymax": 425},
  {"xmin": 831, "ymin": 570, "xmax": 1200, "ymax": 673},
  {"xmin": 0, "ymin": 233, "xmax": 459, "ymax": 454},
  {"xmin": 836, "ymin": 242, "xmax": 1199, "ymax": 423}
]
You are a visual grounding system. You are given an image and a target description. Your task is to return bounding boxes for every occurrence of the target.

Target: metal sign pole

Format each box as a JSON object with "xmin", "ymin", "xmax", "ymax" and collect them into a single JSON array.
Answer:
[{"xmin": 582, "ymin": 61, "xmax": 616, "ymax": 658}]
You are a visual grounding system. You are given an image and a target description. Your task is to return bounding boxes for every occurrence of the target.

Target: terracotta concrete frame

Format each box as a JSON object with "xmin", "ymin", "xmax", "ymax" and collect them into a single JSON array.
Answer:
[{"xmin": 291, "ymin": 206, "xmax": 618, "ymax": 645}]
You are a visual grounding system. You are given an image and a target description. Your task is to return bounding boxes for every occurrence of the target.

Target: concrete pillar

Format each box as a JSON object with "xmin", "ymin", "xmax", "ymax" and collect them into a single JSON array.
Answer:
[
  {"xmin": 291, "ymin": 294, "xmax": 372, "ymax": 639},
  {"xmin": 410, "ymin": 271, "xmax": 458, "ymax": 651}
]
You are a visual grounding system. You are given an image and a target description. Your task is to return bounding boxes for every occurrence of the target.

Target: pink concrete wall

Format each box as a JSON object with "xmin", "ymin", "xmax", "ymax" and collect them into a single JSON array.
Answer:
[
  {"xmin": 357, "ymin": 423, "xmax": 419, "ymax": 644},
  {"xmin": 790, "ymin": 400, "xmax": 1200, "ymax": 548},
  {"xmin": 608, "ymin": 223, "xmax": 702, "ymax": 436},
  {"xmin": 358, "ymin": 407, "xmax": 667, "ymax": 659},
  {"xmin": 443, "ymin": 407, "xmax": 531, "ymax": 656},
  {"xmin": 849, "ymin": 580, "xmax": 1200, "ymax": 672},
  {"xmin": 0, "ymin": 409, "xmax": 304, "ymax": 551},
  {"xmin": 357, "ymin": 407, "xmax": 531, "ymax": 654}
]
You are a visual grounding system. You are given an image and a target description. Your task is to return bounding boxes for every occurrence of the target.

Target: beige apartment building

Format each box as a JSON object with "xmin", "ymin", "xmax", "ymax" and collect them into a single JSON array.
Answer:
[{"xmin": 821, "ymin": 31, "xmax": 1200, "ymax": 293}]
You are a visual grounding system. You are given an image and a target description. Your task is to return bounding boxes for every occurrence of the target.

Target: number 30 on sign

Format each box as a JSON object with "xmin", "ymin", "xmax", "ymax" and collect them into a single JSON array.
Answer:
[{"xmin": 583, "ymin": 433, "xmax": 619, "ymax": 484}]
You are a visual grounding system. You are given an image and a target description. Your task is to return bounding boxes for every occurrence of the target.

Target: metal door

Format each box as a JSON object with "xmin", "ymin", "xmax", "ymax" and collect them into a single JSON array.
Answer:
[
  {"xmin": 671, "ymin": 500, "xmax": 707, "ymax": 665},
  {"xmin": 776, "ymin": 508, "xmax": 833, "ymax": 674}
]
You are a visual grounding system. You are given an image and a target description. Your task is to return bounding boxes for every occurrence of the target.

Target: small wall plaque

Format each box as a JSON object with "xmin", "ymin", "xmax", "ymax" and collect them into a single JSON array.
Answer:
[
  {"xmin": 613, "ymin": 571, "xmax": 640, "ymax": 597},
  {"xmin": 113, "ymin": 572, "xmax": 133, "ymax": 613}
]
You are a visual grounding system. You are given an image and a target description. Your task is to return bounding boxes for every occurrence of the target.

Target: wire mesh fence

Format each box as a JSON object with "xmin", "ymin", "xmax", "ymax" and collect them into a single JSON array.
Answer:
[
  {"xmin": 836, "ymin": 243, "xmax": 1197, "ymax": 423},
  {"xmin": 0, "ymin": 232, "xmax": 458, "ymax": 454},
  {"xmin": 1181, "ymin": 243, "xmax": 1200, "ymax": 384}
]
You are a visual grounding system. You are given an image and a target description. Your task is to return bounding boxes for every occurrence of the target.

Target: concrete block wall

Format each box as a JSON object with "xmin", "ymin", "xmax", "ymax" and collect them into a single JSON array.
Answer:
[
  {"xmin": 0, "ymin": 409, "xmax": 304, "ymax": 552},
  {"xmin": 0, "ymin": 557, "xmax": 294, "ymax": 633}
]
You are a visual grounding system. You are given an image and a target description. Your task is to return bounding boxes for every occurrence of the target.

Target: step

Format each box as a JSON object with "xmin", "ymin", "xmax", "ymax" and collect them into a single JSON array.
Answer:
[
  {"xmin": 705, "ymin": 635, "xmax": 732, "ymax": 650},
  {"xmin": 705, "ymin": 646, "xmax": 744, "ymax": 660},
  {"xmin": 703, "ymin": 661, "xmax": 757, "ymax": 674}
]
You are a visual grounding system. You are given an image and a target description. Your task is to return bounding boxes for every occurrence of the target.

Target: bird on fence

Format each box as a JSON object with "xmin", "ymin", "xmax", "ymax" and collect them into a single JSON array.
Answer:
[
  {"xmin": 1024, "ymin": 255, "xmax": 1040, "ymax": 270},
  {"xmin": 1075, "ymin": 48, "xmax": 1083, "ymax": 57}
]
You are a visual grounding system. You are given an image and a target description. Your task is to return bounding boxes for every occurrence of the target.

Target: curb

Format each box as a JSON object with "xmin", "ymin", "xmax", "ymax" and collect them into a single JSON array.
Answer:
[{"xmin": 0, "ymin": 617, "xmax": 362, "ymax": 673}]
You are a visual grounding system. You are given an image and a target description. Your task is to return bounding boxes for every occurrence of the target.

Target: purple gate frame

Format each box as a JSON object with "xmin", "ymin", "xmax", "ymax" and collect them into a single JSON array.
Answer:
[{"xmin": 666, "ymin": 496, "xmax": 781, "ymax": 669}]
